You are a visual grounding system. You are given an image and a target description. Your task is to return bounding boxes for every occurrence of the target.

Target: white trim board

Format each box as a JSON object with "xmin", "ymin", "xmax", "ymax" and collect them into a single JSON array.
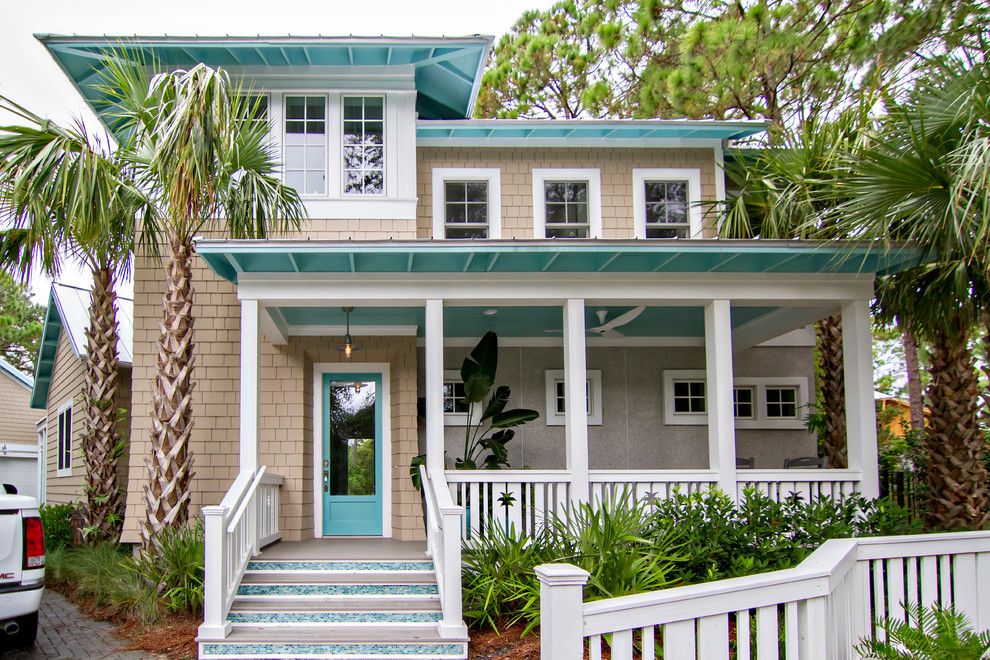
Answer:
[{"xmin": 311, "ymin": 363, "xmax": 393, "ymax": 539}]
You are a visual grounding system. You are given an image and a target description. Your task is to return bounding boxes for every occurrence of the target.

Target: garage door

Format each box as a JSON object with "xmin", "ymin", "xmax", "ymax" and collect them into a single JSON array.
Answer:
[{"xmin": 0, "ymin": 456, "xmax": 39, "ymax": 500}]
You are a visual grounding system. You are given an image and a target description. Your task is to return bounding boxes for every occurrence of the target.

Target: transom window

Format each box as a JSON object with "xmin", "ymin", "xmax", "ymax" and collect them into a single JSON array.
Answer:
[
  {"xmin": 544, "ymin": 181, "xmax": 589, "ymax": 238},
  {"xmin": 644, "ymin": 180, "xmax": 689, "ymax": 238},
  {"xmin": 545, "ymin": 370, "xmax": 603, "ymax": 425},
  {"xmin": 283, "ymin": 95, "xmax": 327, "ymax": 195},
  {"xmin": 56, "ymin": 402, "xmax": 72, "ymax": 476},
  {"xmin": 444, "ymin": 181, "xmax": 489, "ymax": 238},
  {"xmin": 672, "ymin": 380, "xmax": 706, "ymax": 414},
  {"xmin": 766, "ymin": 386, "xmax": 799, "ymax": 419},
  {"xmin": 342, "ymin": 96, "xmax": 385, "ymax": 195},
  {"xmin": 733, "ymin": 386, "xmax": 755, "ymax": 419}
]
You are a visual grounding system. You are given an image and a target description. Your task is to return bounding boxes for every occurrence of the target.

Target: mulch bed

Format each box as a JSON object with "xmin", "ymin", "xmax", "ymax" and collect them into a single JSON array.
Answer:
[{"xmin": 469, "ymin": 624, "xmax": 541, "ymax": 659}]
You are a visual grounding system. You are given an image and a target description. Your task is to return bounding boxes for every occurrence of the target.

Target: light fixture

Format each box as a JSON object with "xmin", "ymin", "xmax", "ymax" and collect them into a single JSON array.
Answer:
[
  {"xmin": 483, "ymin": 308, "xmax": 498, "ymax": 316},
  {"xmin": 353, "ymin": 381, "xmax": 362, "ymax": 393},
  {"xmin": 337, "ymin": 306, "xmax": 363, "ymax": 360}
]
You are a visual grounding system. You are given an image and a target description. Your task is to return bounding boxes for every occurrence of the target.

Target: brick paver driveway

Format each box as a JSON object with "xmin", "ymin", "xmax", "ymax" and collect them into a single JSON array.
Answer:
[{"xmin": 1, "ymin": 591, "xmax": 151, "ymax": 659}]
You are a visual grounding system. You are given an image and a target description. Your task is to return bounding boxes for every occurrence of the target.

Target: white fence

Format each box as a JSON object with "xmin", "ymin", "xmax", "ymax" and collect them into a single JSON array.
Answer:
[
  {"xmin": 199, "ymin": 466, "xmax": 283, "ymax": 640},
  {"xmin": 420, "ymin": 465, "xmax": 468, "ymax": 639},
  {"xmin": 537, "ymin": 530, "xmax": 990, "ymax": 659}
]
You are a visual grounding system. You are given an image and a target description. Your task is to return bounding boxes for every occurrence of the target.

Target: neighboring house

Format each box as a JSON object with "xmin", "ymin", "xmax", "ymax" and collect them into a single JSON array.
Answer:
[
  {"xmin": 0, "ymin": 358, "xmax": 41, "ymax": 499},
  {"xmin": 876, "ymin": 392, "xmax": 925, "ymax": 438},
  {"xmin": 29, "ymin": 283, "xmax": 133, "ymax": 506},
  {"xmin": 41, "ymin": 35, "xmax": 918, "ymax": 657}
]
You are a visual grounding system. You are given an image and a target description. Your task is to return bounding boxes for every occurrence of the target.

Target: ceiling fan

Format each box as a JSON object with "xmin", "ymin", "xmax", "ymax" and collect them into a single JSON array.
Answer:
[{"xmin": 545, "ymin": 306, "xmax": 646, "ymax": 338}]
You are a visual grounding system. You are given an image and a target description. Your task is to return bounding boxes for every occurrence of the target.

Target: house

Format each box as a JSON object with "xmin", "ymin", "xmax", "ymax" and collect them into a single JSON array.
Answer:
[
  {"xmin": 876, "ymin": 391, "xmax": 924, "ymax": 438},
  {"xmin": 0, "ymin": 358, "xmax": 41, "ymax": 499},
  {"xmin": 29, "ymin": 283, "xmax": 133, "ymax": 506},
  {"xmin": 41, "ymin": 34, "xmax": 917, "ymax": 658}
]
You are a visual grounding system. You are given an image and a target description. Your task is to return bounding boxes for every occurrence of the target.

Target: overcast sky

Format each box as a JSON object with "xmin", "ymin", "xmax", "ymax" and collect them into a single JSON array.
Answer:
[{"xmin": 0, "ymin": 0, "xmax": 551, "ymax": 302}]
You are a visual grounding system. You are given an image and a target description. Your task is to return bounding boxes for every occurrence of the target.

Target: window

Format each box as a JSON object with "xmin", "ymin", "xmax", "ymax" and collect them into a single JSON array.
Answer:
[
  {"xmin": 663, "ymin": 371, "xmax": 808, "ymax": 429},
  {"xmin": 432, "ymin": 169, "xmax": 501, "ymax": 239},
  {"xmin": 532, "ymin": 169, "xmax": 602, "ymax": 239},
  {"xmin": 766, "ymin": 386, "xmax": 799, "ymax": 419},
  {"xmin": 56, "ymin": 401, "xmax": 72, "ymax": 477},
  {"xmin": 342, "ymin": 96, "xmax": 385, "ymax": 195},
  {"xmin": 633, "ymin": 169, "xmax": 703, "ymax": 239},
  {"xmin": 239, "ymin": 94, "xmax": 269, "ymax": 133},
  {"xmin": 545, "ymin": 370, "xmax": 603, "ymax": 425},
  {"xmin": 283, "ymin": 95, "xmax": 327, "ymax": 195},
  {"xmin": 443, "ymin": 371, "xmax": 480, "ymax": 426}
]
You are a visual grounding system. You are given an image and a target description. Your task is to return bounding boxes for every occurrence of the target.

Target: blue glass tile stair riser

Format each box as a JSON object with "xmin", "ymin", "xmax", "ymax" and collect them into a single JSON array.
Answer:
[
  {"xmin": 199, "ymin": 642, "xmax": 466, "ymax": 657},
  {"xmin": 228, "ymin": 611, "xmax": 442, "ymax": 624},
  {"xmin": 246, "ymin": 561, "xmax": 433, "ymax": 572},
  {"xmin": 237, "ymin": 584, "xmax": 439, "ymax": 596}
]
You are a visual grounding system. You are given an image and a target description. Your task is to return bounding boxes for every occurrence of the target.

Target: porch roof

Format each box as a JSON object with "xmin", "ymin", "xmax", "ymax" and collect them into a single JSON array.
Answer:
[{"xmin": 194, "ymin": 239, "xmax": 919, "ymax": 284}]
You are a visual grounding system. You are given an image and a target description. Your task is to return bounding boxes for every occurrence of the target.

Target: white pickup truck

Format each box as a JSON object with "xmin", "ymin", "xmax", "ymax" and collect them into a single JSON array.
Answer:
[{"xmin": 0, "ymin": 490, "xmax": 45, "ymax": 649}]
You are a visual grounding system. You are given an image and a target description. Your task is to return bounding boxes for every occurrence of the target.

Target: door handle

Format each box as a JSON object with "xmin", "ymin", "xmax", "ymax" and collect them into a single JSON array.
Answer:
[{"xmin": 323, "ymin": 470, "xmax": 329, "ymax": 493}]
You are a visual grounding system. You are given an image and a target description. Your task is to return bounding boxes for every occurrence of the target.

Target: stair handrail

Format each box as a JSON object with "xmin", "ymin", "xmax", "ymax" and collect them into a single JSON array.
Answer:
[{"xmin": 420, "ymin": 464, "xmax": 467, "ymax": 639}]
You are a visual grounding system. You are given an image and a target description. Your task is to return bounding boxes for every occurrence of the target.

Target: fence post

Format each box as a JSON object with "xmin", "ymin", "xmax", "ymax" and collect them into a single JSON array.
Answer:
[
  {"xmin": 536, "ymin": 563, "xmax": 591, "ymax": 659},
  {"xmin": 198, "ymin": 505, "xmax": 231, "ymax": 640}
]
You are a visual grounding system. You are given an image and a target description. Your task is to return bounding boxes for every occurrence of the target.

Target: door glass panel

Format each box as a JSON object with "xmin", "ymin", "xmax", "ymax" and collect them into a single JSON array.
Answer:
[{"xmin": 328, "ymin": 380, "xmax": 376, "ymax": 496}]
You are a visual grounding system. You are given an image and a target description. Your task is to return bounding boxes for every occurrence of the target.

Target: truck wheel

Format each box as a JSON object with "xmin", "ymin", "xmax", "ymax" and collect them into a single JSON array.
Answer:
[{"xmin": 16, "ymin": 611, "xmax": 38, "ymax": 648}]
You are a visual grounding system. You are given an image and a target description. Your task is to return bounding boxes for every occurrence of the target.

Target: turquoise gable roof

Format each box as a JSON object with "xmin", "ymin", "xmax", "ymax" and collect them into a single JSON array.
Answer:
[{"xmin": 38, "ymin": 34, "xmax": 493, "ymax": 124}]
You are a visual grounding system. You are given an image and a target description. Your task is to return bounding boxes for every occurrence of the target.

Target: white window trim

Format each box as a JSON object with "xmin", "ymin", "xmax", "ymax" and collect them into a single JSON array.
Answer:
[
  {"xmin": 443, "ymin": 370, "xmax": 482, "ymax": 426},
  {"xmin": 633, "ymin": 168, "xmax": 704, "ymax": 239},
  {"xmin": 431, "ymin": 168, "xmax": 502, "ymax": 239},
  {"xmin": 532, "ymin": 168, "xmax": 602, "ymax": 239},
  {"xmin": 544, "ymin": 369, "xmax": 603, "ymax": 426},
  {"xmin": 56, "ymin": 399, "xmax": 72, "ymax": 478},
  {"xmin": 662, "ymin": 370, "xmax": 809, "ymax": 430}
]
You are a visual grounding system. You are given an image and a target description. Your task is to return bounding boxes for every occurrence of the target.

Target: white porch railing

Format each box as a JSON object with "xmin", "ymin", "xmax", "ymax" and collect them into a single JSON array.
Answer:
[
  {"xmin": 199, "ymin": 466, "xmax": 283, "ymax": 640},
  {"xmin": 590, "ymin": 470, "xmax": 718, "ymax": 504},
  {"xmin": 736, "ymin": 468, "xmax": 862, "ymax": 502},
  {"xmin": 446, "ymin": 470, "xmax": 571, "ymax": 540},
  {"xmin": 537, "ymin": 530, "xmax": 990, "ymax": 659},
  {"xmin": 420, "ymin": 465, "xmax": 468, "ymax": 639}
]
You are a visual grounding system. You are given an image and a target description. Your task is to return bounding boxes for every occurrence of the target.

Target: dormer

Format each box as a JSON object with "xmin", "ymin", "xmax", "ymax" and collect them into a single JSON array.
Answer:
[{"xmin": 40, "ymin": 35, "xmax": 493, "ymax": 220}]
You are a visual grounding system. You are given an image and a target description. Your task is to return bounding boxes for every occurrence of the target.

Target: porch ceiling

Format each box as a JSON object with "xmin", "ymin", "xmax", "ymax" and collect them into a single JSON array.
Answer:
[{"xmin": 194, "ymin": 239, "xmax": 920, "ymax": 284}]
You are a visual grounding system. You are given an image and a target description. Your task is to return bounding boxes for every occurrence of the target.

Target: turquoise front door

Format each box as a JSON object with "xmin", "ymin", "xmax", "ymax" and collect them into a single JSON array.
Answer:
[{"xmin": 322, "ymin": 373, "xmax": 383, "ymax": 536}]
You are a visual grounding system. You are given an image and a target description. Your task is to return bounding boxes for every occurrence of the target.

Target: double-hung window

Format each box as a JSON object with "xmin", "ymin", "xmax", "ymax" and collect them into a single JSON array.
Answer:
[
  {"xmin": 533, "ymin": 169, "xmax": 602, "ymax": 239},
  {"xmin": 432, "ymin": 169, "xmax": 501, "ymax": 239},
  {"xmin": 663, "ymin": 371, "xmax": 808, "ymax": 429},
  {"xmin": 283, "ymin": 95, "xmax": 327, "ymax": 195},
  {"xmin": 545, "ymin": 370, "xmax": 603, "ymax": 425},
  {"xmin": 56, "ymin": 401, "xmax": 72, "ymax": 477},
  {"xmin": 633, "ymin": 169, "xmax": 702, "ymax": 239},
  {"xmin": 443, "ymin": 371, "xmax": 480, "ymax": 425},
  {"xmin": 342, "ymin": 96, "xmax": 385, "ymax": 195}
]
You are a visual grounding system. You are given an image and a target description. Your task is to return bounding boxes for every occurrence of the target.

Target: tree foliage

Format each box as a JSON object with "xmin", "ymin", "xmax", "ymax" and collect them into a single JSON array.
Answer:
[{"xmin": 0, "ymin": 272, "xmax": 44, "ymax": 373}]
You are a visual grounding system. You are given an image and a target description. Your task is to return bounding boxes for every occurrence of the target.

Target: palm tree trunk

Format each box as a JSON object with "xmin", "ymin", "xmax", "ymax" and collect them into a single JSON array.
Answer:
[
  {"xmin": 901, "ymin": 322, "xmax": 924, "ymax": 431},
  {"xmin": 817, "ymin": 314, "xmax": 848, "ymax": 468},
  {"xmin": 81, "ymin": 264, "xmax": 123, "ymax": 541},
  {"xmin": 141, "ymin": 235, "xmax": 196, "ymax": 551},
  {"xmin": 924, "ymin": 319, "xmax": 988, "ymax": 530}
]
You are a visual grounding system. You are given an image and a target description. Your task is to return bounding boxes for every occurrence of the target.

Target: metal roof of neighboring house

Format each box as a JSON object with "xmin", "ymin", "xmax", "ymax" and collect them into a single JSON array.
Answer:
[
  {"xmin": 415, "ymin": 118, "xmax": 769, "ymax": 143},
  {"xmin": 0, "ymin": 358, "xmax": 33, "ymax": 390},
  {"xmin": 37, "ymin": 34, "xmax": 493, "ymax": 123},
  {"xmin": 30, "ymin": 283, "xmax": 133, "ymax": 409}
]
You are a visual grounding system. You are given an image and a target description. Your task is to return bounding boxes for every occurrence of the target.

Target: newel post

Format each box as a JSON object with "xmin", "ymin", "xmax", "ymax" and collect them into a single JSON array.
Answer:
[
  {"xmin": 439, "ymin": 505, "xmax": 467, "ymax": 639},
  {"xmin": 199, "ymin": 505, "xmax": 231, "ymax": 640},
  {"xmin": 536, "ymin": 563, "xmax": 590, "ymax": 659}
]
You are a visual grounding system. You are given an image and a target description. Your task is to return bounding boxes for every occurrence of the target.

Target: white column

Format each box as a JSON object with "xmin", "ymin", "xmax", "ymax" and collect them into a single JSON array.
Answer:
[
  {"xmin": 563, "ymin": 299, "xmax": 590, "ymax": 504},
  {"xmin": 439, "ymin": 505, "xmax": 468, "ymax": 639},
  {"xmin": 239, "ymin": 299, "xmax": 260, "ymax": 473},
  {"xmin": 842, "ymin": 299, "xmax": 879, "ymax": 498},
  {"xmin": 198, "ymin": 505, "xmax": 231, "ymax": 640},
  {"xmin": 535, "ymin": 564, "xmax": 590, "ymax": 659},
  {"xmin": 425, "ymin": 299, "xmax": 445, "ymax": 474},
  {"xmin": 705, "ymin": 300, "xmax": 737, "ymax": 498}
]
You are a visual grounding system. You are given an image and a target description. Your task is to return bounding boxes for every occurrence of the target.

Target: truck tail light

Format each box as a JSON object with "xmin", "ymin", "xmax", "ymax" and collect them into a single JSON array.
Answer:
[{"xmin": 23, "ymin": 516, "xmax": 45, "ymax": 569}]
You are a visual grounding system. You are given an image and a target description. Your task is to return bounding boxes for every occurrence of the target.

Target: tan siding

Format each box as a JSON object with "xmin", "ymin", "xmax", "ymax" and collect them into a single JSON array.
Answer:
[
  {"xmin": 416, "ymin": 147, "xmax": 719, "ymax": 239},
  {"xmin": 0, "ymin": 372, "xmax": 37, "ymax": 445},
  {"xmin": 45, "ymin": 331, "xmax": 85, "ymax": 504}
]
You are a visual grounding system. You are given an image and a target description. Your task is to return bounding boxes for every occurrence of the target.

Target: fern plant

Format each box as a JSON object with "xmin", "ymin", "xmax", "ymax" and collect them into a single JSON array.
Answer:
[{"xmin": 856, "ymin": 603, "xmax": 990, "ymax": 659}]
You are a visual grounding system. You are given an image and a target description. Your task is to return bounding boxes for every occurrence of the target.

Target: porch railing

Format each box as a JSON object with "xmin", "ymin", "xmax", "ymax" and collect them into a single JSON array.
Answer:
[
  {"xmin": 736, "ymin": 468, "xmax": 862, "ymax": 502},
  {"xmin": 199, "ymin": 465, "xmax": 283, "ymax": 640},
  {"xmin": 446, "ymin": 470, "xmax": 570, "ymax": 540},
  {"xmin": 420, "ymin": 465, "xmax": 467, "ymax": 639},
  {"xmin": 590, "ymin": 469, "xmax": 718, "ymax": 504},
  {"xmin": 537, "ymin": 530, "xmax": 990, "ymax": 659}
]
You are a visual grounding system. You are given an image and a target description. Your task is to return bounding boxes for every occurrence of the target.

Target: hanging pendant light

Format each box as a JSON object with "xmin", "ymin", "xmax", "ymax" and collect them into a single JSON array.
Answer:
[{"xmin": 337, "ymin": 306, "xmax": 363, "ymax": 360}]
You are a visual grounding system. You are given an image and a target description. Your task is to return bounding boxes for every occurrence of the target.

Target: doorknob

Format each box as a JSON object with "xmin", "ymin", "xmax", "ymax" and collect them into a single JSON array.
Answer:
[{"xmin": 323, "ymin": 471, "xmax": 329, "ymax": 493}]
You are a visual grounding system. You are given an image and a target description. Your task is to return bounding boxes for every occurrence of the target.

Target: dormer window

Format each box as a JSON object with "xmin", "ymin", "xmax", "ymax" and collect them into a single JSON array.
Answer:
[
  {"xmin": 342, "ymin": 96, "xmax": 385, "ymax": 195},
  {"xmin": 283, "ymin": 95, "xmax": 327, "ymax": 195}
]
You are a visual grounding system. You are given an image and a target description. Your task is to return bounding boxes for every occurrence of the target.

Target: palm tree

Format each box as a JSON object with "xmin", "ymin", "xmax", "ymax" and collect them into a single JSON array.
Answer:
[
  {"xmin": 839, "ymin": 59, "xmax": 990, "ymax": 530},
  {"xmin": 0, "ymin": 98, "xmax": 149, "ymax": 540},
  {"xmin": 96, "ymin": 58, "xmax": 305, "ymax": 550},
  {"xmin": 719, "ymin": 104, "xmax": 875, "ymax": 468}
]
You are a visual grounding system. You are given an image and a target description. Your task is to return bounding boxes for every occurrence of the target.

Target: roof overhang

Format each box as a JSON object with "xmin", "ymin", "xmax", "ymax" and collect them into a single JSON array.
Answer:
[
  {"xmin": 0, "ymin": 359, "xmax": 33, "ymax": 391},
  {"xmin": 195, "ymin": 239, "xmax": 920, "ymax": 285},
  {"xmin": 37, "ymin": 34, "xmax": 494, "ymax": 126}
]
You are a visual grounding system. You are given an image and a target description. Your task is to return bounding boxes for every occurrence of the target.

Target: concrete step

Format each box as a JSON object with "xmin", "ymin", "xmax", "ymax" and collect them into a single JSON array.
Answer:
[
  {"xmin": 235, "ymin": 582, "xmax": 439, "ymax": 600},
  {"xmin": 199, "ymin": 626, "xmax": 467, "ymax": 659},
  {"xmin": 241, "ymin": 572, "xmax": 434, "ymax": 585},
  {"xmin": 231, "ymin": 598, "xmax": 442, "ymax": 613},
  {"xmin": 228, "ymin": 610, "xmax": 443, "ymax": 626},
  {"xmin": 247, "ymin": 560, "xmax": 434, "ymax": 574}
]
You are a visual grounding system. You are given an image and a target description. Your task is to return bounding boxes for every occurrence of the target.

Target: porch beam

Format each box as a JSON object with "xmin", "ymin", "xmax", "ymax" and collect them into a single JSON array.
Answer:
[
  {"xmin": 240, "ymin": 299, "xmax": 261, "ymax": 472},
  {"xmin": 425, "ymin": 299, "xmax": 445, "ymax": 474},
  {"xmin": 563, "ymin": 299, "xmax": 590, "ymax": 503},
  {"xmin": 705, "ymin": 299, "xmax": 737, "ymax": 498},
  {"xmin": 842, "ymin": 299, "xmax": 879, "ymax": 497}
]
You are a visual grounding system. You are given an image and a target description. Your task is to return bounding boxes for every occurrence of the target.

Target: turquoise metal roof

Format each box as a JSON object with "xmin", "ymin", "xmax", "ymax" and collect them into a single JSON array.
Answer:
[
  {"xmin": 416, "ymin": 119, "xmax": 768, "ymax": 143},
  {"xmin": 195, "ymin": 239, "xmax": 920, "ymax": 284},
  {"xmin": 38, "ymin": 35, "xmax": 492, "ymax": 123}
]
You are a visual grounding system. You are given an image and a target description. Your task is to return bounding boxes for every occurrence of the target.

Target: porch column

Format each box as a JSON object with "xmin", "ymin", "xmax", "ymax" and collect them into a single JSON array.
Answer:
[
  {"xmin": 563, "ymin": 299, "xmax": 590, "ymax": 504},
  {"xmin": 842, "ymin": 299, "xmax": 879, "ymax": 498},
  {"xmin": 239, "ymin": 299, "xmax": 261, "ymax": 473},
  {"xmin": 425, "ymin": 299, "xmax": 445, "ymax": 474},
  {"xmin": 705, "ymin": 300, "xmax": 737, "ymax": 498}
]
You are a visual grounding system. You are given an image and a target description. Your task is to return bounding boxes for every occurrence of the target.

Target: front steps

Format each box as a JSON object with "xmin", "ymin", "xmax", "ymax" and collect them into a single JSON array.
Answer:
[{"xmin": 199, "ymin": 559, "xmax": 467, "ymax": 659}]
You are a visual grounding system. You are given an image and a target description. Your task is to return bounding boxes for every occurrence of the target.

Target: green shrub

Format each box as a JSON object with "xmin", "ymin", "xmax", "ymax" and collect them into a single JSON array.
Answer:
[
  {"xmin": 127, "ymin": 522, "xmax": 205, "ymax": 613},
  {"xmin": 856, "ymin": 603, "xmax": 990, "ymax": 659},
  {"xmin": 39, "ymin": 503, "xmax": 77, "ymax": 551}
]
